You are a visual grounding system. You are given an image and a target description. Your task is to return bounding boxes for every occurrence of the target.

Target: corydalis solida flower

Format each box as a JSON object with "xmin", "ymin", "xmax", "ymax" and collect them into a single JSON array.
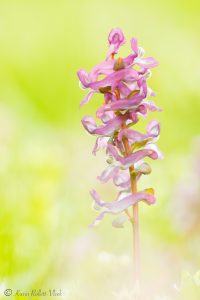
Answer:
[{"xmin": 78, "ymin": 28, "xmax": 162, "ymax": 228}]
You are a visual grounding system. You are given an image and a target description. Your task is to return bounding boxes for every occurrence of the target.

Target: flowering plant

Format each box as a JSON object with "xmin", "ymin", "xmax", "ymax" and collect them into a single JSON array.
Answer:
[{"xmin": 77, "ymin": 28, "xmax": 163, "ymax": 282}]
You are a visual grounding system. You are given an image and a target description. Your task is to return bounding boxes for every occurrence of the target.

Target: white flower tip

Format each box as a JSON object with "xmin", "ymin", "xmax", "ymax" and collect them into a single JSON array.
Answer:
[
  {"xmin": 90, "ymin": 219, "xmax": 100, "ymax": 227},
  {"xmin": 78, "ymin": 81, "xmax": 87, "ymax": 90},
  {"xmin": 91, "ymin": 201, "xmax": 101, "ymax": 211},
  {"xmin": 138, "ymin": 47, "xmax": 145, "ymax": 57}
]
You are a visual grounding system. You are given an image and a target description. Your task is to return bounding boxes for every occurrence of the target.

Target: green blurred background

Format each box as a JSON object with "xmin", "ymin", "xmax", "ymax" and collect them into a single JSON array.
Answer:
[{"xmin": 0, "ymin": 0, "xmax": 200, "ymax": 299}]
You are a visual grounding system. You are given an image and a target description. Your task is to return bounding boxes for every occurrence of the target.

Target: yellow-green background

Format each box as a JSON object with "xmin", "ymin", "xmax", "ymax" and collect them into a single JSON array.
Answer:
[{"xmin": 0, "ymin": 0, "xmax": 200, "ymax": 299}]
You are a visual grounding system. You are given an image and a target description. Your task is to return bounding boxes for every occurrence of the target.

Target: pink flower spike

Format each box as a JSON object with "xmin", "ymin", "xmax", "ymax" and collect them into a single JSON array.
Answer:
[{"xmin": 78, "ymin": 29, "xmax": 162, "ymax": 235}]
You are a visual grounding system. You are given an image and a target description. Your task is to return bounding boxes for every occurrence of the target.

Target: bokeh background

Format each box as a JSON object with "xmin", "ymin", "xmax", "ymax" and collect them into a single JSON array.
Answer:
[{"xmin": 0, "ymin": 0, "xmax": 200, "ymax": 299}]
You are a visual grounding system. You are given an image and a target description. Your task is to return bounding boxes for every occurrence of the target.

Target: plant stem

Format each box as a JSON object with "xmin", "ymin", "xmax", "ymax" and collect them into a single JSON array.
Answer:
[
  {"xmin": 111, "ymin": 52, "xmax": 140, "ymax": 283},
  {"xmin": 131, "ymin": 175, "xmax": 140, "ymax": 284},
  {"xmin": 122, "ymin": 133, "xmax": 140, "ymax": 284}
]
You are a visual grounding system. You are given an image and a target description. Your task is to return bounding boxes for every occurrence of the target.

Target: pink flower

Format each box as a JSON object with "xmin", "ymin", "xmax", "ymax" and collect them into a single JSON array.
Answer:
[
  {"xmin": 106, "ymin": 143, "xmax": 160, "ymax": 169},
  {"xmin": 78, "ymin": 28, "xmax": 162, "ymax": 227},
  {"xmin": 107, "ymin": 28, "xmax": 126, "ymax": 57},
  {"xmin": 89, "ymin": 189, "xmax": 155, "ymax": 227},
  {"xmin": 82, "ymin": 114, "xmax": 127, "ymax": 136}
]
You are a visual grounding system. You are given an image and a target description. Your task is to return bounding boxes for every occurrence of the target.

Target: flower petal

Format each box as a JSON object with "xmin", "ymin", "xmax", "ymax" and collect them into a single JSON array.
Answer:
[
  {"xmin": 89, "ymin": 211, "xmax": 110, "ymax": 227},
  {"xmin": 94, "ymin": 115, "xmax": 126, "ymax": 136},
  {"xmin": 80, "ymin": 91, "xmax": 94, "ymax": 107},
  {"xmin": 88, "ymin": 69, "xmax": 139, "ymax": 91},
  {"xmin": 77, "ymin": 69, "xmax": 90, "ymax": 88},
  {"xmin": 113, "ymin": 171, "xmax": 130, "ymax": 188},
  {"xmin": 131, "ymin": 38, "xmax": 138, "ymax": 56},
  {"xmin": 92, "ymin": 136, "xmax": 109, "ymax": 155},
  {"xmin": 106, "ymin": 144, "xmax": 159, "ymax": 168},
  {"xmin": 118, "ymin": 149, "xmax": 159, "ymax": 168},
  {"xmin": 134, "ymin": 57, "xmax": 159, "ymax": 69},
  {"xmin": 118, "ymin": 128, "xmax": 147, "ymax": 143},
  {"xmin": 82, "ymin": 114, "xmax": 127, "ymax": 136},
  {"xmin": 81, "ymin": 116, "xmax": 97, "ymax": 133},
  {"xmin": 146, "ymin": 120, "xmax": 160, "ymax": 137},
  {"xmin": 90, "ymin": 189, "xmax": 156, "ymax": 212},
  {"xmin": 102, "ymin": 96, "xmax": 143, "ymax": 112},
  {"xmin": 96, "ymin": 110, "xmax": 115, "ymax": 123},
  {"xmin": 143, "ymin": 100, "xmax": 162, "ymax": 112},
  {"xmin": 107, "ymin": 28, "xmax": 126, "ymax": 55},
  {"xmin": 135, "ymin": 104, "xmax": 148, "ymax": 117},
  {"xmin": 144, "ymin": 144, "xmax": 164, "ymax": 160},
  {"xmin": 89, "ymin": 189, "xmax": 156, "ymax": 227},
  {"xmin": 106, "ymin": 143, "xmax": 119, "ymax": 160},
  {"xmin": 118, "ymin": 82, "xmax": 132, "ymax": 97},
  {"xmin": 89, "ymin": 60, "xmax": 116, "ymax": 82},
  {"xmin": 97, "ymin": 166, "xmax": 119, "ymax": 183}
]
